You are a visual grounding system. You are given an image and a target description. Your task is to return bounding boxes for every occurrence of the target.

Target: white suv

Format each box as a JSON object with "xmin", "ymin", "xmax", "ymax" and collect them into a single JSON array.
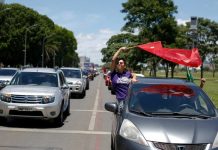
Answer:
[
  {"xmin": 61, "ymin": 67, "xmax": 86, "ymax": 98},
  {"xmin": 0, "ymin": 68, "xmax": 70, "ymax": 126}
]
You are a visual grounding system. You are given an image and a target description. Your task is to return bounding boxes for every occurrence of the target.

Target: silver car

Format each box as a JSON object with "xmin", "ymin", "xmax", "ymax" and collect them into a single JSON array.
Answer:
[
  {"xmin": 105, "ymin": 78, "xmax": 218, "ymax": 150},
  {"xmin": 0, "ymin": 68, "xmax": 18, "ymax": 90},
  {"xmin": 0, "ymin": 68, "xmax": 70, "ymax": 126},
  {"xmin": 61, "ymin": 67, "xmax": 86, "ymax": 98}
]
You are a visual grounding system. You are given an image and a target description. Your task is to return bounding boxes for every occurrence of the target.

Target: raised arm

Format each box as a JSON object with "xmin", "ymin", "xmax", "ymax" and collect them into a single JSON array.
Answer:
[{"xmin": 111, "ymin": 47, "xmax": 127, "ymax": 71}]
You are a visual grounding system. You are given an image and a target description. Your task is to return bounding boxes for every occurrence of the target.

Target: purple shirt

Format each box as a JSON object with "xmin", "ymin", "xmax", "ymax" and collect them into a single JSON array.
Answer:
[{"xmin": 111, "ymin": 70, "xmax": 132, "ymax": 101}]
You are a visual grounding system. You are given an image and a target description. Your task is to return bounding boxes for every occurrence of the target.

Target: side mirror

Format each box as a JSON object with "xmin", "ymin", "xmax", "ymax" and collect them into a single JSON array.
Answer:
[
  {"xmin": 0, "ymin": 81, "xmax": 9, "ymax": 89},
  {"xmin": 104, "ymin": 102, "xmax": 118, "ymax": 114},
  {"xmin": 61, "ymin": 84, "xmax": 69, "ymax": 90}
]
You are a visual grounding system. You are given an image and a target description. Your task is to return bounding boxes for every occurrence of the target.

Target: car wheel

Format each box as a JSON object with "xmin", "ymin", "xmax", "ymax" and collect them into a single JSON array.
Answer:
[
  {"xmin": 81, "ymin": 89, "xmax": 86, "ymax": 98},
  {"xmin": 86, "ymin": 82, "xmax": 89, "ymax": 90},
  {"xmin": 111, "ymin": 135, "xmax": 115, "ymax": 150},
  {"xmin": 0, "ymin": 117, "xmax": 7, "ymax": 125},
  {"xmin": 64, "ymin": 99, "xmax": 70, "ymax": 116},
  {"xmin": 53, "ymin": 103, "xmax": 64, "ymax": 127}
]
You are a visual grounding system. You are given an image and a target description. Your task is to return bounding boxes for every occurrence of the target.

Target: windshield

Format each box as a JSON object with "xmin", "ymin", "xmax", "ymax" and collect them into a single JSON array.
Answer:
[
  {"xmin": 0, "ymin": 69, "xmax": 17, "ymax": 76},
  {"xmin": 62, "ymin": 69, "xmax": 81, "ymax": 78},
  {"xmin": 129, "ymin": 84, "xmax": 216, "ymax": 117},
  {"xmin": 10, "ymin": 72, "xmax": 58, "ymax": 87}
]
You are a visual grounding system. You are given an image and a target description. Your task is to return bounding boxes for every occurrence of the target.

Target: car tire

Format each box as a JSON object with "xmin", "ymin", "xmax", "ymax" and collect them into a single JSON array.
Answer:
[
  {"xmin": 86, "ymin": 82, "xmax": 89, "ymax": 90},
  {"xmin": 53, "ymin": 103, "xmax": 64, "ymax": 127},
  {"xmin": 64, "ymin": 99, "xmax": 70, "ymax": 116},
  {"xmin": 81, "ymin": 89, "xmax": 86, "ymax": 98},
  {"xmin": 111, "ymin": 135, "xmax": 115, "ymax": 150},
  {"xmin": 0, "ymin": 117, "xmax": 7, "ymax": 125}
]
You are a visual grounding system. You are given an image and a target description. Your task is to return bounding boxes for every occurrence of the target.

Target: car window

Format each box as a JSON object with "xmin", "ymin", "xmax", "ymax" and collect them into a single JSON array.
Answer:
[
  {"xmin": 129, "ymin": 84, "xmax": 216, "ymax": 117},
  {"xmin": 10, "ymin": 72, "xmax": 58, "ymax": 87},
  {"xmin": 0, "ymin": 69, "xmax": 17, "ymax": 76},
  {"xmin": 61, "ymin": 69, "xmax": 81, "ymax": 78},
  {"xmin": 58, "ymin": 72, "xmax": 64, "ymax": 86}
]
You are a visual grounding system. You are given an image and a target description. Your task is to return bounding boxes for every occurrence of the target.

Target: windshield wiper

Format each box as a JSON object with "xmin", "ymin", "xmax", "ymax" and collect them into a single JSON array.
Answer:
[
  {"xmin": 130, "ymin": 109, "xmax": 153, "ymax": 117},
  {"xmin": 151, "ymin": 112, "xmax": 211, "ymax": 119}
]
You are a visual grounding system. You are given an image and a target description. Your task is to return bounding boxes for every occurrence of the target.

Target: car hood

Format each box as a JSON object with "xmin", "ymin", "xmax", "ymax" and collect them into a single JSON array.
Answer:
[
  {"xmin": 0, "ymin": 76, "xmax": 13, "ymax": 82},
  {"xmin": 128, "ymin": 114, "xmax": 218, "ymax": 144},
  {"xmin": 0, "ymin": 85, "xmax": 59, "ymax": 96}
]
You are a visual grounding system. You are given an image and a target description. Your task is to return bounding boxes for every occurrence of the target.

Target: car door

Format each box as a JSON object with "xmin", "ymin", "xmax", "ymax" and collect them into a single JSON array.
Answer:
[{"xmin": 59, "ymin": 72, "xmax": 69, "ymax": 110}]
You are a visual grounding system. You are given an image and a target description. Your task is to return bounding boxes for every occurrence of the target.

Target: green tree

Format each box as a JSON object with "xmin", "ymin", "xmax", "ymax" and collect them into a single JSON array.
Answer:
[
  {"xmin": 121, "ymin": 0, "xmax": 178, "ymax": 77},
  {"xmin": 0, "ymin": 4, "xmax": 78, "ymax": 67}
]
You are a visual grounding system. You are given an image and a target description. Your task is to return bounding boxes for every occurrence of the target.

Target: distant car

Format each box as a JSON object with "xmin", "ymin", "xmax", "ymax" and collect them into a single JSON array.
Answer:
[
  {"xmin": 82, "ymin": 69, "xmax": 89, "ymax": 90},
  {"xmin": 135, "ymin": 73, "xmax": 145, "ymax": 77},
  {"xmin": 61, "ymin": 67, "xmax": 86, "ymax": 98},
  {"xmin": 0, "ymin": 68, "xmax": 70, "ymax": 126},
  {"xmin": 105, "ymin": 78, "xmax": 218, "ymax": 150},
  {"xmin": 0, "ymin": 68, "xmax": 18, "ymax": 90},
  {"xmin": 105, "ymin": 71, "xmax": 111, "ymax": 87}
]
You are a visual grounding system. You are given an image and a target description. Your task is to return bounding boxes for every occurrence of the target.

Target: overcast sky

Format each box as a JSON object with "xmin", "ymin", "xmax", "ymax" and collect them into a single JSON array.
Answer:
[{"xmin": 5, "ymin": 0, "xmax": 218, "ymax": 65}]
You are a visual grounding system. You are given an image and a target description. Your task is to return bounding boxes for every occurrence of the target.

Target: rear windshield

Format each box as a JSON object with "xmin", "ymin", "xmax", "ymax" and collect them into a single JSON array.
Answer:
[
  {"xmin": 129, "ymin": 84, "xmax": 216, "ymax": 117},
  {"xmin": 61, "ymin": 69, "xmax": 81, "ymax": 78}
]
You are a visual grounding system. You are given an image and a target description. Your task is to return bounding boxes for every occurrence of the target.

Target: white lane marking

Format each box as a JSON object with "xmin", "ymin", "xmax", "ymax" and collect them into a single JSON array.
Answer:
[
  {"xmin": 0, "ymin": 127, "xmax": 110, "ymax": 135},
  {"xmin": 88, "ymin": 89, "xmax": 100, "ymax": 130},
  {"xmin": 71, "ymin": 109, "xmax": 108, "ymax": 113}
]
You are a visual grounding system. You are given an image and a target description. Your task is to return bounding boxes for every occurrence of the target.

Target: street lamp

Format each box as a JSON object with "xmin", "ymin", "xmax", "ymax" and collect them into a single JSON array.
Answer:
[
  {"xmin": 41, "ymin": 33, "xmax": 55, "ymax": 67},
  {"xmin": 23, "ymin": 24, "xmax": 38, "ymax": 66}
]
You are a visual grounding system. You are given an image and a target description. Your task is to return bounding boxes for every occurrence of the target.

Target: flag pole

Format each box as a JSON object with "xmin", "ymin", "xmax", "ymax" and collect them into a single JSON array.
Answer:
[{"xmin": 127, "ymin": 45, "xmax": 137, "ymax": 50}]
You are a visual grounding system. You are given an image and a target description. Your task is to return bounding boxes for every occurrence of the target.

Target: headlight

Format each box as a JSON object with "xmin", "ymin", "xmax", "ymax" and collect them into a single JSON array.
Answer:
[
  {"xmin": 75, "ymin": 81, "xmax": 82, "ymax": 85},
  {"xmin": 0, "ymin": 93, "xmax": 12, "ymax": 102},
  {"xmin": 42, "ymin": 96, "xmax": 55, "ymax": 104},
  {"xmin": 119, "ymin": 119, "xmax": 149, "ymax": 146}
]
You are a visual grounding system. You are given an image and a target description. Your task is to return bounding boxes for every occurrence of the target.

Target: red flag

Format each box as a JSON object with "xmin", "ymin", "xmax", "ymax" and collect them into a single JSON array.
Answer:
[{"xmin": 137, "ymin": 41, "xmax": 202, "ymax": 67}]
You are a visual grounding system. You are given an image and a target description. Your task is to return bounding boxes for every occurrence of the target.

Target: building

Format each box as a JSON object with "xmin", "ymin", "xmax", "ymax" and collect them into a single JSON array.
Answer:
[{"xmin": 79, "ymin": 56, "xmax": 90, "ymax": 68}]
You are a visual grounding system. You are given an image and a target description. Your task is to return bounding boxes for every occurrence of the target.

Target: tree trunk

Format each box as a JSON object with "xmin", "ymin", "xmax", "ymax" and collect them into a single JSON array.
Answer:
[
  {"xmin": 201, "ymin": 64, "xmax": 204, "ymax": 78},
  {"xmin": 165, "ymin": 63, "xmax": 169, "ymax": 78}
]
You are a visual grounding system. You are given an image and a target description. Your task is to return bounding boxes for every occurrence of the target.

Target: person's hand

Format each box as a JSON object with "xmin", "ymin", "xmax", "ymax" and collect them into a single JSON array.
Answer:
[
  {"xmin": 201, "ymin": 78, "xmax": 206, "ymax": 84},
  {"xmin": 131, "ymin": 78, "xmax": 138, "ymax": 83},
  {"xmin": 119, "ymin": 47, "xmax": 128, "ymax": 52},
  {"xmin": 200, "ymin": 78, "xmax": 206, "ymax": 88}
]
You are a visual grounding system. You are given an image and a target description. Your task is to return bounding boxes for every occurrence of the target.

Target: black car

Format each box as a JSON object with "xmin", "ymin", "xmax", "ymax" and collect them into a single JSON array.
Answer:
[{"xmin": 105, "ymin": 78, "xmax": 218, "ymax": 150}]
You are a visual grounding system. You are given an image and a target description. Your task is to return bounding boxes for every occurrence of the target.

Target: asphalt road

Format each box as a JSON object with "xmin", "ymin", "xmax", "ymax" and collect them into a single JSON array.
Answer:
[{"xmin": 0, "ymin": 74, "xmax": 116, "ymax": 150}]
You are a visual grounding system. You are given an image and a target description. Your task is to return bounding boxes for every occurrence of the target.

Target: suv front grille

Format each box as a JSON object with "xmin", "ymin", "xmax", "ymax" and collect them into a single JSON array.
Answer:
[
  {"xmin": 153, "ymin": 142, "xmax": 206, "ymax": 150},
  {"xmin": 11, "ymin": 95, "xmax": 43, "ymax": 104}
]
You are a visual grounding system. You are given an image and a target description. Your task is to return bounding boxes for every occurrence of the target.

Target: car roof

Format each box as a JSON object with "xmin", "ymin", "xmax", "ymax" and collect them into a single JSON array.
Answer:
[
  {"xmin": 134, "ymin": 77, "xmax": 196, "ymax": 87},
  {"xmin": 60, "ymin": 67, "xmax": 81, "ymax": 71},
  {"xmin": 21, "ymin": 68, "xmax": 59, "ymax": 73},
  {"xmin": 0, "ymin": 67, "xmax": 18, "ymax": 70}
]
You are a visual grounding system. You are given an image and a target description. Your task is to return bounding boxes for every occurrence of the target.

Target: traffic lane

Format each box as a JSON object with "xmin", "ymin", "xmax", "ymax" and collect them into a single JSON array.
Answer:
[
  {"xmin": 0, "ymin": 74, "xmax": 114, "ymax": 150},
  {"xmin": 70, "ymin": 75, "xmax": 102, "ymax": 111},
  {"xmin": 0, "ymin": 130, "xmax": 110, "ymax": 150}
]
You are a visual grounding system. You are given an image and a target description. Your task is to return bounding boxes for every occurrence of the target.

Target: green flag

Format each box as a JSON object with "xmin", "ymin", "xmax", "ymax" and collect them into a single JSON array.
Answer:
[{"xmin": 186, "ymin": 67, "xmax": 194, "ymax": 82}]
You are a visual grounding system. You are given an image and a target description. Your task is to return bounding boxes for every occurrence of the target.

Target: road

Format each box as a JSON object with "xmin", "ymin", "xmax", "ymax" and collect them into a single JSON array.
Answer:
[{"xmin": 0, "ymin": 74, "xmax": 115, "ymax": 150}]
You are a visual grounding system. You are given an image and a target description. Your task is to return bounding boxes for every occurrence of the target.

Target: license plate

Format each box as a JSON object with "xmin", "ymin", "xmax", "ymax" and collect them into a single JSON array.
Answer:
[{"xmin": 18, "ymin": 107, "xmax": 33, "ymax": 111}]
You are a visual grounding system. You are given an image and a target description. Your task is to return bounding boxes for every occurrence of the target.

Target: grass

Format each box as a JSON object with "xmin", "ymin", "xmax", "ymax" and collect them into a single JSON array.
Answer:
[{"xmin": 142, "ymin": 70, "xmax": 218, "ymax": 107}]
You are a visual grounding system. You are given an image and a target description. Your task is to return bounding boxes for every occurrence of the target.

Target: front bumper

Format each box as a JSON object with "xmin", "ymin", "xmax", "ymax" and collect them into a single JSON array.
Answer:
[
  {"xmin": 0, "ymin": 101, "xmax": 61, "ymax": 119},
  {"xmin": 68, "ymin": 84, "xmax": 84, "ymax": 94},
  {"xmin": 116, "ymin": 135, "xmax": 152, "ymax": 150}
]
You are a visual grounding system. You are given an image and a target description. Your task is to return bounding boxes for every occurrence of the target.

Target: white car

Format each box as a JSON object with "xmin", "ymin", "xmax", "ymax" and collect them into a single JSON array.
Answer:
[
  {"xmin": 61, "ymin": 67, "xmax": 86, "ymax": 98},
  {"xmin": 0, "ymin": 68, "xmax": 70, "ymax": 126},
  {"xmin": 0, "ymin": 68, "xmax": 18, "ymax": 90}
]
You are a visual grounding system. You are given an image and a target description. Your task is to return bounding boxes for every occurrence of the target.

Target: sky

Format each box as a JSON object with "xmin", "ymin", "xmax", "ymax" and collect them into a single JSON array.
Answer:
[{"xmin": 5, "ymin": 0, "xmax": 218, "ymax": 65}]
